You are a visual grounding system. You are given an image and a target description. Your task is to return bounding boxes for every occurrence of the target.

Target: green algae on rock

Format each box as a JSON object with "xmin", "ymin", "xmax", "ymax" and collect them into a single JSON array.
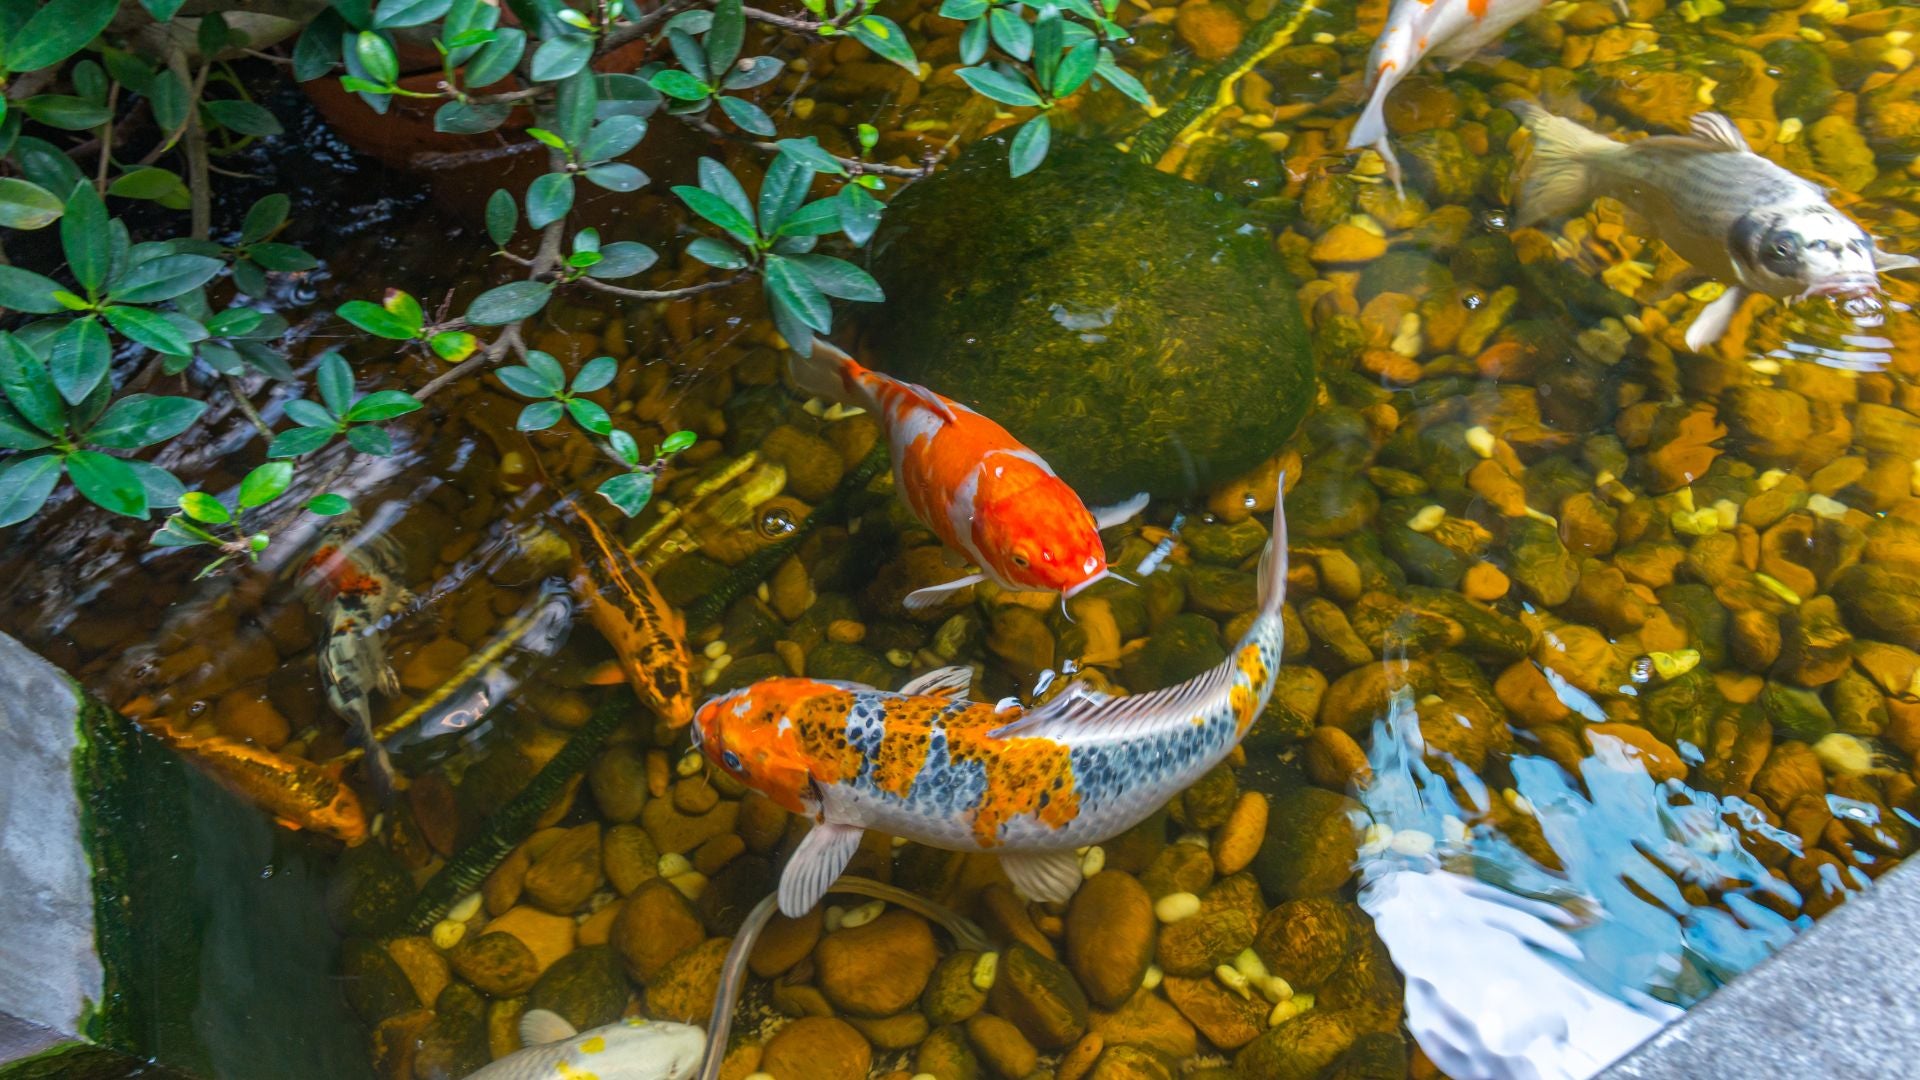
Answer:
[{"xmin": 864, "ymin": 135, "xmax": 1315, "ymax": 503}]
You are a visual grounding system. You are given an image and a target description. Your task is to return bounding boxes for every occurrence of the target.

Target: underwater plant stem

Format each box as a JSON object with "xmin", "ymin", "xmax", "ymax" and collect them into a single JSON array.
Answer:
[
  {"xmin": 94, "ymin": 84, "xmax": 119, "ymax": 195},
  {"xmin": 414, "ymin": 323, "xmax": 523, "ymax": 402},
  {"xmin": 223, "ymin": 373, "xmax": 273, "ymax": 439},
  {"xmin": 684, "ymin": 442, "xmax": 888, "ymax": 631},
  {"xmin": 401, "ymin": 691, "xmax": 633, "ymax": 933},
  {"xmin": 574, "ymin": 270, "xmax": 754, "ymax": 301}
]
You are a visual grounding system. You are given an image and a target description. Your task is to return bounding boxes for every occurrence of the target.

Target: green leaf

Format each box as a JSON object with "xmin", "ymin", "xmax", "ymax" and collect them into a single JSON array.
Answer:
[
  {"xmin": 178, "ymin": 490, "xmax": 231, "ymax": 524},
  {"xmin": 666, "ymin": 27, "xmax": 711, "ymax": 84},
  {"xmin": 685, "ymin": 236, "xmax": 748, "ymax": 270},
  {"xmin": 1095, "ymin": 50, "xmax": 1153, "ymax": 108},
  {"xmin": 960, "ymin": 16, "xmax": 989, "ymax": 64},
  {"xmin": 674, "ymin": 185, "xmax": 758, "ymax": 248},
  {"xmin": 238, "ymin": 461, "xmax": 293, "ymax": 508},
  {"xmin": 1053, "ymin": 39, "xmax": 1098, "ymax": 98},
  {"xmin": 62, "ymin": 182, "xmax": 109, "ymax": 295},
  {"xmin": 109, "ymin": 254, "xmax": 224, "ymax": 304},
  {"xmin": 661, "ymin": 429, "xmax": 697, "ymax": 453},
  {"xmin": 107, "ymin": 167, "xmax": 191, "ymax": 204},
  {"xmin": 0, "ymin": 178, "xmax": 63, "ymax": 229},
  {"xmin": 530, "ymin": 33, "xmax": 593, "ymax": 82},
  {"xmin": 203, "ymin": 307, "xmax": 266, "ymax": 339},
  {"xmin": 202, "ymin": 99, "xmax": 283, "ymax": 137},
  {"xmin": 102, "ymin": 305, "xmax": 194, "ymax": 356},
  {"xmin": 527, "ymin": 172, "xmax": 575, "ymax": 229},
  {"xmin": 790, "ymin": 254, "xmax": 884, "ymax": 303},
  {"xmin": 0, "ymin": 266, "xmax": 65, "ymax": 313},
  {"xmin": 565, "ymin": 397, "xmax": 612, "ymax": 434},
  {"xmin": 241, "ymin": 194, "xmax": 291, "ymax": 244},
  {"xmin": 149, "ymin": 67, "xmax": 191, "ymax": 131},
  {"xmin": 597, "ymin": 470, "xmax": 655, "ymax": 517},
  {"xmin": 346, "ymin": 423, "xmax": 394, "ymax": 455},
  {"xmin": 316, "ymin": 351, "xmax": 355, "ymax": 416},
  {"xmin": 102, "ymin": 46, "xmax": 156, "ymax": 92},
  {"xmin": 268, "ymin": 425, "xmax": 334, "ymax": 458},
  {"xmin": 775, "ymin": 137, "xmax": 849, "ymax": 177},
  {"xmin": 515, "ymin": 399, "xmax": 564, "ymax": 430},
  {"xmin": 610, "ymin": 428, "xmax": 640, "ymax": 464},
  {"xmin": 435, "ymin": 100, "xmax": 511, "ymax": 134},
  {"xmin": 345, "ymin": 389, "xmax": 422, "ymax": 422},
  {"xmin": 355, "ymin": 31, "xmax": 399, "ymax": 85},
  {"xmin": 581, "ymin": 115, "xmax": 646, "ymax": 163},
  {"xmin": 67, "ymin": 449, "xmax": 148, "ymax": 519},
  {"xmin": 338, "ymin": 299, "xmax": 418, "ymax": 339},
  {"xmin": 990, "ymin": 8, "xmax": 1033, "ymax": 62},
  {"xmin": 50, "ymin": 316, "xmax": 109, "ymax": 404},
  {"xmin": 718, "ymin": 94, "xmax": 775, "ymax": 136},
  {"xmin": 125, "ymin": 459, "xmax": 183, "ymax": 510},
  {"xmin": 723, "ymin": 56, "xmax": 783, "ymax": 90},
  {"xmin": 708, "ymin": 0, "xmax": 745, "ymax": 73},
  {"xmin": 573, "ymin": 355, "xmax": 617, "ymax": 392},
  {"xmin": 283, "ymin": 398, "xmax": 336, "ymax": 429},
  {"xmin": 584, "ymin": 163, "xmax": 648, "ymax": 192},
  {"xmin": 1009, "ymin": 113, "xmax": 1052, "ymax": 177},
  {"xmin": 6, "ymin": 0, "xmax": 118, "ymax": 74},
  {"xmin": 649, "ymin": 69, "xmax": 712, "ymax": 102},
  {"xmin": 485, "ymin": 188, "xmax": 517, "ymax": 247},
  {"xmin": 496, "ymin": 364, "xmax": 559, "ymax": 398},
  {"xmin": 849, "ymin": 15, "xmax": 918, "ymax": 73},
  {"xmin": 837, "ymin": 184, "xmax": 883, "ymax": 247},
  {"xmin": 149, "ymin": 516, "xmax": 220, "ymax": 548},
  {"xmin": 307, "ymin": 492, "xmax": 351, "ymax": 516},
  {"xmin": 0, "ymin": 454, "xmax": 62, "ymax": 528},
  {"xmin": 246, "ymin": 242, "xmax": 318, "ymax": 272},
  {"xmin": 430, "ymin": 330, "xmax": 478, "ymax": 362},
  {"xmin": 372, "ymin": 0, "xmax": 452, "ymax": 29},
  {"xmin": 553, "ymin": 68, "xmax": 598, "ymax": 147},
  {"xmin": 957, "ymin": 65, "xmax": 1043, "ymax": 108},
  {"xmin": 86, "ymin": 393, "xmax": 207, "ymax": 449},
  {"xmin": 524, "ymin": 349, "xmax": 565, "ymax": 389},
  {"xmin": 0, "ymin": 400, "xmax": 54, "ymax": 450},
  {"xmin": 0, "ymin": 334, "xmax": 64, "ymax": 437},
  {"xmin": 383, "ymin": 289, "xmax": 423, "ymax": 331},
  {"xmin": 588, "ymin": 241, "xmax": 657, "ymax": 279},
  {"xmin": 758, "ymin": 154, "xmax": 811, "ymax": 235},
  {"xmin": 463, "ymin": 27, "xmax": 526, "ymax": 87},
  {"xmin": 939, "ymin": 0, "xmax": 989, "ymax": 18},
  {"xmin": 772, "ymin": 198, "xmax": 843, "ymax": 237},
  {"xmin": 292, "ymin": 11, "xmax": 344, "ymax": 80},
  {"xmin": 466, "ymin": 280, "xmax": 552, "ymax": 325},
  {"xmin": 763, "ymin": 254, "xmax": 832, "ymax": 333}
]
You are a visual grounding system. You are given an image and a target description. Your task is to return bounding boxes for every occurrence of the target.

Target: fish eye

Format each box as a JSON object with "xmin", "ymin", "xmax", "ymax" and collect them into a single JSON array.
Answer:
[
  {"xmin": 1011, "ymin": 553, "xmax": 1030, "ymax": 569},
  {"xmin": 721, "ymin": 750, "xmax": 742, "ymax": 771}
]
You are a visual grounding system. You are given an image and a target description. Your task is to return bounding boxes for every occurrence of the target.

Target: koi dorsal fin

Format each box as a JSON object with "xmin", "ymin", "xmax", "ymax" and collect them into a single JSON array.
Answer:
[
  {"xmin": 1688, "ymin": 112, "xmax": 1749, "ymax": 152},
  {"xmin": 519, "ymin": 1009, "xmax": 578, "ymax": 1046},
  {"xmin": 899, "ymin": 664, "xmax": 973, "ymax": 700},
  {"xmin": 1000, "ymin": 850, "xmax": 1084, "ymax": 904}
]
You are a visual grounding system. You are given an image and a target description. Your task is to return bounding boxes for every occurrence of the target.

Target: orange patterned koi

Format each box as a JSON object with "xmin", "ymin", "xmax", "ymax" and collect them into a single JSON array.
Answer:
[
  {"xmin": 145, "ymin": 721, "xmax": 368, "ymax": 845},
  {"xmin": 695, "ymin": 478, "xmax": 1289, "ymax": 916},
  {"xmin": 565, "ymin": 503, "xmax": 695, "ymax": 728}
]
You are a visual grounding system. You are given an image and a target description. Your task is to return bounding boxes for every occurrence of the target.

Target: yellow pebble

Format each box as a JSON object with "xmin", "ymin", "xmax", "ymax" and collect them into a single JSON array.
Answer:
[
  {"xmin": 676, "ymin": 751, "xmax": 704, "ymax": 777},
  {"xmin": 668, "ymin": 870, "xmax": 706, "ymax": 900},
  {"xmin": 1154, "ymin": 892, "xmax": 1201, "ymax": 923},
  {"xmin": 1216, "ymin": 964, "xmax": 1253, "ymax": 999},
  {"xmin": 840, "ymin": 899, "xmax": 885, "ymax": 928},
  {"xmin": 1754, "ymin": 573, "xmax": 1803, "ymax": 605},
  {"xmin": 793, "ymin": 97, "xmax": 815, "ymax": 119},
  {"xmin": 972, "ymin": 951, "xmax": 1000, "ymax": 991},
  {"xmin": 1465, "ymin": 426, "xmax": 1496, "ymax": 459},
  {"xmin": 448, "ymin": 892, "xmax": 483, "ymax": 923},
  {"xmin": 1886, "ymin": 46, "xmax": 1915, "ymax": 71},
  {"xmin": 1080, "ymin": 846, "xmax": 1106, "ymax": 877},
  {"xmin": 1650, "ymin": 649, "xmax": 1701, "ymax": 680},
  {"xmin": 658, "ymin": 852, "xmax": 693, "ymax": 877},
  {"xmin": 1141, "ymin": 964, "xmax": 1164, "ymax": 991},
  {"xmin": 1814, "ymin": 733, "xmax": 1873, "ymax": 776},
  {"xmin": 703, "ymin": 640, "xmax": 728, "ymax": 659},
  {"xmin": 1407, "ymin": 505, "xmax": 1446, "ymax": 533},
  {"xmin": 1806, "ymin": 493, "xmax": 1850, "ymax": 520},
  {"xmin": 432, "ymin": 919, "xmax": 466, "ymax": 949},
  {"xmin": 1777, "ymin": 117, "xmax": 1803, "ymax": 143}
]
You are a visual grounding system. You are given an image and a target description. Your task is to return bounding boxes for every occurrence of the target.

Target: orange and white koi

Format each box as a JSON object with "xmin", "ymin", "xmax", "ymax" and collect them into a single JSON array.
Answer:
[
  {"xmin": 566, "ymin": 503, "xmax": 695, "ymax": 728},
  {"xmin": 144, "ymin": 720, "xmax": 369, "ymax": 845},
  {"xmin": 1350, "ymin": 0, "xmax": 1575, "ymax": 191},
  {"xmin": 694, "ymin": 478, "xmax": 1288, "ymax": 916},
  {"xmin": 299, "ymin": 513, "xmax": 410, "ymax": 794},
  {"xmin": 790, "ymin": 340, "xmax": 1146, "ymax": 612}
]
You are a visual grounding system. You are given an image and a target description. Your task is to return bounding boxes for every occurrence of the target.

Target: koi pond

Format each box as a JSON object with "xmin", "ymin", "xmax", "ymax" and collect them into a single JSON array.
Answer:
[{"xmin": 3, "ymin": 0, "xmax": 1919, "ymax": 1077}]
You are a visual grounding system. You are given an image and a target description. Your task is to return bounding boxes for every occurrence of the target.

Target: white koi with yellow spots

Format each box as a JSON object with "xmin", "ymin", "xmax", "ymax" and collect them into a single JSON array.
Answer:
[
  {"xmin": 462, "ymin": 1010, "xmax": 703, "ymax": 1080},
  {"xmin": 696, "ymin": 479, "xmax": 1290, "ymax": 916}
]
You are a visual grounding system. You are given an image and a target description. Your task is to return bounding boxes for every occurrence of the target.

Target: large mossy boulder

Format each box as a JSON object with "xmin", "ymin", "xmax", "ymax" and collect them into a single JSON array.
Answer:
[{"xmin": 863, "ymin": 135, "xmax": 1314, "ymax": 502}]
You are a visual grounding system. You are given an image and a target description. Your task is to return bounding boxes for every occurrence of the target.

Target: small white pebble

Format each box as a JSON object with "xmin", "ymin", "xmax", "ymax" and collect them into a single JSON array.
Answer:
[
  {"xmin": 448, "ymin": 892, "xmax": 483, "ymax": 923},
  {"xmin": 1749, "ymin": 357, "xmax": 1782, "ymax": 375},
  {"xmin": 1713, "ymin": 498, "xmax": 1740, "ymax": 529},
  {"xmin": 668, "ymin": 871, "xmax": 706, "ymax": 900},
  {"xmin": 1081, "ymin": 846, "xmax": 1106, "ymax": 877},
  {"xmin": 1890, "ymin": 30, "xmax": 1912, "ymax": 46},
  {"xmin": 1348, "ymin": 213, "xmax": 1387, "ymax": 238},
  {"xmin": 1270, "ymin": 992, "xmax": 1315, "ymax": 1026},
  {"xmin": 1503, "ymin": 789, "xmax": 1536, "ymax": 816},
  {"xmin": 1407, "ymin": 505, "xmax": 1446, "ymax": 533},
  {"xmin": 700, "ymin": 666, "xmax": 721, "ymax": 687},
  {"xmin": 1908, "ymin": 459, "xmax": 1920, "ymax": 497},
  {"xmin": 1155, "ymin": 891, "xmax": 1202, "ymax": 923},
  {"xmin": 1390, "ymin": 829, "xmax": 1436, "ymax": 857},
  {"xmin": 1175, "ymin": 831, "xmax": 1212, "ymax": 848},
  {"xmin": 1442, "ymin": 814, "xmax": 1470, "ymax": 846},
  {"xmin": 1888, "ymin": 45, "xmax": 1916, "ymax": 72},
  {"xmin": 1390, "ymin": 312, "xmax": 1424, "ymax": 358},
  {"xmin": 972, "ymin": 951, "xmax": 1000, "ymax": 991},
  {"xmin": 431, "ymin": 919, "xmax": 467, "ymax": 949},
  {"xmin": 1777, "ymin": 117, "xmax": 1804, "ymax": 143},
  {"xmin": 757, "ymin": 583, "xmax": 771, "ymax": 602},
  {"xmin": 1676, "ymin": 487, "xmax": 1697, "ymax": 513},
  {"xmin": 676, "ymin": 751, "xmax": 704, "ymax": 777},
  {"xmin": 1261, "ymin": 975, "xmax": 1295, "ymax": 1004},
  {"xmin": 1807, "ymin": 493, "xmax": 1850, "ymax": 520},
  {"xmin": 1233, "ymin": 948, "xmax": 1269, "ymax": 980},
  {"xmin": 823, "ymin": 402, "xmax": 867, "ymax": 421},
  {"xmin": 1524, "ymin": 506, "xmax": 1559, "ymax": 527},
  {"xmin": 1465, "ymin": 426, "xmax": 1496, "ymax": 459},
  {"xmin": 892, "ymin": 835, "xmax": 910, "ymax": 848},
  {"xmin": 1650, "ymin": 649, "xmax": 1701, "ymax": 680},
  {"xmin": 1358, "ymin": 822, "xmax": 1394, "ymax": 857},
  {"xmin": 1216, "ymin": 964, "xmax": 1254, "ymax": 999},
  {"xmin": 840, "ymin": 899, "xmax": 886, "ymax": 929},
  {"xmin": 657, "ymin": 852, "xmax": 693, "ymax": 878},
  {"xmin": 1141, "ymin": 964, "xmax": 1164, "ymax": 991},
  {"xmin": 1311, "ymin": 31, "xmax": 1334, "ymax": 43},
  {"xmin": 703, "ymin": 639, "xmax": 729, "ymax": 659}
]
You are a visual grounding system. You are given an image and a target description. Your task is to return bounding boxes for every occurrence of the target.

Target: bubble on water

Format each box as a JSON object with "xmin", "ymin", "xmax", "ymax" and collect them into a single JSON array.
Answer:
[
  {"xmin": 186, "ymin": 699, "xmax": 209, "ymax": 718},
  {"xmin": 757, "ymin": 505, "xmax": 799, "ymax": 539},
  {"xmin": 1481, "ymin": 209, "xmax": 1509, "ymax": 231}
]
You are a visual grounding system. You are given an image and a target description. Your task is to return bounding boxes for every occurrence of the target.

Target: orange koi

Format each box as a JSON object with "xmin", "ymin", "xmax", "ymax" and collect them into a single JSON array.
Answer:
[
  {"xmin": 145, "ymin": 721, "xmax": 368, "ymax": 845},
  {"xmin": 790, "ymin": 340, "xmax": 1146, "ymax": 612},
  {"xmin": 565, "ymin": 503, "xmax": 695, "ymax": 728}
]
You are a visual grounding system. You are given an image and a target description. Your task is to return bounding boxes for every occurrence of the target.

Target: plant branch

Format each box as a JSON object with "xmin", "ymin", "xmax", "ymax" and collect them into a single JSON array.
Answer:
[
  {"xmin": 94, "ymin": 84, "xmax": 120, "ymax": 195},
  {"xmin": 223, "ymin": 373, "xmax": 273, "ymax": 439},
  {"xmin": 680, "ymin": 113, "xmax": 935, "ymax": 179},
  {"xmin": 574, "ymin": 270, "xmax": 752, "ymax": 301}
]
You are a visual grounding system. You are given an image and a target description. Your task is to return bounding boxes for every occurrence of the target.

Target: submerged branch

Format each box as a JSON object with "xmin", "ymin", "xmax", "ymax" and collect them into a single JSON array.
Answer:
[
  {"xmin": 680, "ymin": 113, "xmax": 936, "ymax": 179},
  {"xmin": 574, "ymin": 270, "xmax": 752, "ymax": 301}
]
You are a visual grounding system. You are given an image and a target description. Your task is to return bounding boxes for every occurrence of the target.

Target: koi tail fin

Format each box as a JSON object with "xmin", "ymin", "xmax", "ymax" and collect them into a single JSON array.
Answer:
[
  {"xmin": 788, "ymin": 337, "xmax": 867, "ymax": 407},
  {"xmin": 1256, "ymin": 472, "xmax": 1290, "ymax": 619},
  {"xmin": 1348, "ymin": 71, "xmax": 1405, "ymax": 195},
  {"xmin": 1510, "ymin": 101, "xmax": 1621, "ymax": 228}
]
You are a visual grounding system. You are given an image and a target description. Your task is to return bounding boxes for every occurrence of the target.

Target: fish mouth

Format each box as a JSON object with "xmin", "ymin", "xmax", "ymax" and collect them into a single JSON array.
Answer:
[
  {"xmin": 1800, "ymin": 276, "xmax": 1882, "ymax": 302},
  {"xmin": 1062, "ymin": 567, "xmax": 1110, "ymax": 599}
]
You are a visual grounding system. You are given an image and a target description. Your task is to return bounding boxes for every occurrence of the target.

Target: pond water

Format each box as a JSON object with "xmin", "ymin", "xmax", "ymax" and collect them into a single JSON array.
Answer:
[{"xmin": 5, "ymin": 0, "xmax": 1920, "ymax": 1078}]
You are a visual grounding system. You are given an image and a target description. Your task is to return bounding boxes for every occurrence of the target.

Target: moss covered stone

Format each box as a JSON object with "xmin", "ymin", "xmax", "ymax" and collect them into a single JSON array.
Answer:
[{"xmin": 865, "ymin": 135, "xmax": 1314, "ymax": 502}]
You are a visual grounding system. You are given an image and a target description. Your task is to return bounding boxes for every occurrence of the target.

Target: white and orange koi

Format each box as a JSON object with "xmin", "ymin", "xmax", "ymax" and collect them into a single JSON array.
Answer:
[
  {"xmin": 298, "ymin": 513, "xmax": 410, "ymax": 794},
  {"xmin": 693, "ymin": 477, "xmax": 1288, "ymax": 916},
  {"xmin": 790, "ymin": 340, "xmax": 1146, "ymax": 612}
]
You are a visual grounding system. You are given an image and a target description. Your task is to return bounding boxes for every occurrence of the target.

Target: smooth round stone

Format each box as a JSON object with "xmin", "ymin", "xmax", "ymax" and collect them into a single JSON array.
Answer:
[{"xmin": 864, "ymin": 135, "xmax": 1314, "ymax": 503}]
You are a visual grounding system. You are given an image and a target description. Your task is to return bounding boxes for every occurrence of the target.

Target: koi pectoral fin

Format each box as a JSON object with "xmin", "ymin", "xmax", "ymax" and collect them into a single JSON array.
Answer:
[
  {"xmin": 519, "ymin": 1008, "xmax": 579, "ymax": 1047},
  {"xmin": 1000, "ymin": 850, "xmax": 1085, "ymax": 904},
  {"xmin": 779, "ymin": 821, "xmax": 865, "ymax": 917},
  {"xmin": 903, "ymin": 574, "xmax": 984, "ymax": 613},
  {"xmin": 1683, "ymin": 285, "xmax": 1747, "ymax": 353},
  {"xmin": 1091, "ymin": 492, "xmax": 1150, "ymax": 531}
]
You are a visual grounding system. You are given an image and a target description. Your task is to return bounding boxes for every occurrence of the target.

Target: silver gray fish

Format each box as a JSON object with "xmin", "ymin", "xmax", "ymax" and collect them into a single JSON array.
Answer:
[
  {"xmin": 1512, "ymin": 104, "xmax": 1919, "ymax": 351},
  {"xmin": 463, "ymin": 1010, "xmax": 703, "ymax": 1080}
]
